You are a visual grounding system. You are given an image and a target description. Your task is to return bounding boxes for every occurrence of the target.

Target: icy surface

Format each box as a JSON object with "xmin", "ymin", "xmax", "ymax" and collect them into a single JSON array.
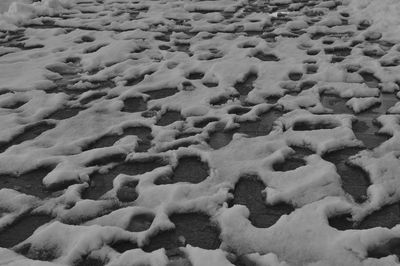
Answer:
[{"xmin": 0, "ymin": 0, "xmax": 400, "ymax": 265}]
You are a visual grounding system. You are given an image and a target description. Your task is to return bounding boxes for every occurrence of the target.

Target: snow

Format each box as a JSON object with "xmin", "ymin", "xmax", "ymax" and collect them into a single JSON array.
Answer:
[
  {"xmin": 185, "ymin": 246, "xmax": 234, "ymax": 266},
  {"xmin": 0, "ymin": 0, "xmax": 32, "ymax": 14},
  {"xmin": 346, "ymin": 97, "xmax": 381, "ymax": 113},
  {"xmin": 0, "ymin": 0, "xmax": 400, "ymax": 265},
  {"xmin": 347, "ymin": 0, "xmax": 400, "ymax": 42}
]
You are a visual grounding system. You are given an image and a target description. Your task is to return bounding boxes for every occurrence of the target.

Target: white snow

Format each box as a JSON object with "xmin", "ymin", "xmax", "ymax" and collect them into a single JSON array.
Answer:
[{"xmin": 0, "ymin": 0, "xmax": 400, "ymax": 265}]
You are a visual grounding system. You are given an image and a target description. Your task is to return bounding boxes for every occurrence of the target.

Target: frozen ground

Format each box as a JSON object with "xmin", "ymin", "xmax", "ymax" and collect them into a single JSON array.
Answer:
[{"xmin": 0, "ymin": 0, "xmax": 400, "ymax": 265}]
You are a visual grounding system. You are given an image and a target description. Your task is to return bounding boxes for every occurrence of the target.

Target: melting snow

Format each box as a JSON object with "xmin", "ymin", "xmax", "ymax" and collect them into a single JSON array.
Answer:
[{"xmin": 0, "ymin": 0, "xmax": 400, "ymax": 265}]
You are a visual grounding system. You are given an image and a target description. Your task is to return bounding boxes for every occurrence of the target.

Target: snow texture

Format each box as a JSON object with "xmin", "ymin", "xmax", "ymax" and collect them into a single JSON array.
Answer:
[{"xmin": 0, "ymin": 0, "xmax": 400, "ymax": 265}]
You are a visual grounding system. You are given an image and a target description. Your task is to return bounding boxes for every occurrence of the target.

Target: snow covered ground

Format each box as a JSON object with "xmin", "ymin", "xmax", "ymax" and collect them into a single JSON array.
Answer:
[{"xmin": 0, "ymin": 0, "xmax": 400, "ymax": 265}]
